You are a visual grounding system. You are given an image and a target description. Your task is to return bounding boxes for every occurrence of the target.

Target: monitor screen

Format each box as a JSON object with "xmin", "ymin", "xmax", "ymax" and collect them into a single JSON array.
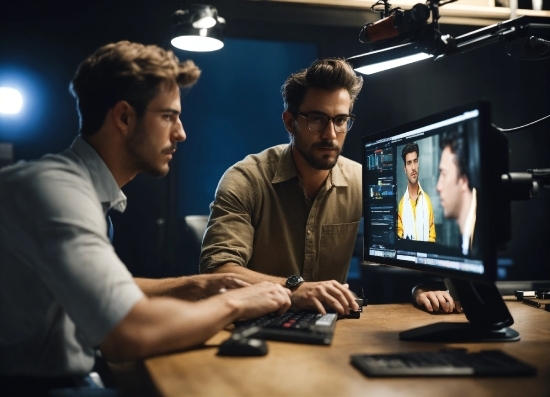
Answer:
[
  {"xmin": 362, "ymin": 100, "xmax": 506, "ymax": 283},
  {"xmin": 362, "ymin": 101, "xmax": 519, "ymax": 342}
]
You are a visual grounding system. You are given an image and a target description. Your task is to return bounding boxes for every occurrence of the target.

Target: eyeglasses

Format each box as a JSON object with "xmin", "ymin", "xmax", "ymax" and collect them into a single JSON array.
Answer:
[{"xmin": 295, "ymin": 111, "xmax": 355, "ymax": 133}]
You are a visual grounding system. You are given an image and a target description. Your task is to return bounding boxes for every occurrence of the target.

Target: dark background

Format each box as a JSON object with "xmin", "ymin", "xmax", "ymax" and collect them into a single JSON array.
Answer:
[{"xmin": 1, "ymin": 0, "xmax": 548, "ymax": 300}]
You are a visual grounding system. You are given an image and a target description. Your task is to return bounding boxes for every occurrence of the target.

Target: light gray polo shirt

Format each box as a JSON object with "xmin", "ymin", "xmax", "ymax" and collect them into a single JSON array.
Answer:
[{"xmin": 0, "ymin": 136, "xmax": 144, "ymax": 377}]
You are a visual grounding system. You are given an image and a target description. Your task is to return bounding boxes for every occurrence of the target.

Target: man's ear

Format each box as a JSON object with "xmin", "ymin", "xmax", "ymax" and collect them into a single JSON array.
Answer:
[
  {"xmin": 459, "ymin": 175, "xmax": 470, "ymax": 192},
  {"xmin": 282, "ymin": 110, "xmax": 295, "ymax": 134},
  {"xmin": 112, "ymin": 101, "xmax": 135, "ymax": 136}
]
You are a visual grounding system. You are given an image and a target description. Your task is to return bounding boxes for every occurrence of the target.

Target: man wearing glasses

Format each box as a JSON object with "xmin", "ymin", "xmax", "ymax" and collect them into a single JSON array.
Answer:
[{"xmin": 200, "ymin": 58, "xmax": 362, "ymax": 316}]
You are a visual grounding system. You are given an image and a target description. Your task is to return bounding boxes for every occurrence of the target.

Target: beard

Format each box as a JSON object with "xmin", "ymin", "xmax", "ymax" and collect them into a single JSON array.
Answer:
[
  {"xmin": 292, "ymin": 126, "xmax": 343, "ymax": 170},
  {"xmin": 126, "ymin": 123, "xmax": 174, "ymax": 178},
  {"xmin": 141, "ymin": 156, "xmax": 171, "ymax": 178}
]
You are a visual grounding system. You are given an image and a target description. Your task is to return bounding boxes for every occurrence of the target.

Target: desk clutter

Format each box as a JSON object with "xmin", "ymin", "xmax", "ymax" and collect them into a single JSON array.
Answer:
[{"xmin": 515, "ymin": 288, "xmax": 550, "ymax": 311}]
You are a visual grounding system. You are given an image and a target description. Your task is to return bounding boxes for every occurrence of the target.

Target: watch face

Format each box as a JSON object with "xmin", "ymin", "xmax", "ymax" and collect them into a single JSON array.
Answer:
[{"xmin": 286, "ymin": 275, "xmax": 304, "ymax": 288}]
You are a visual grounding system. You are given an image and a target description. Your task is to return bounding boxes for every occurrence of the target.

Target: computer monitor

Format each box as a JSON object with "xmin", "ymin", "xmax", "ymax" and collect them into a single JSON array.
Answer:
[{"xmin": 362, "ymin": 100, "xmax": 519, "ymax": 342}]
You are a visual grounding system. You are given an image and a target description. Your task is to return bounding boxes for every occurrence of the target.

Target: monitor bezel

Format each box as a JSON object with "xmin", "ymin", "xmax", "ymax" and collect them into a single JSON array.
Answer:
[{"xmin": 361, "ymin": 100, "xmax": 500, "ymax": 283}]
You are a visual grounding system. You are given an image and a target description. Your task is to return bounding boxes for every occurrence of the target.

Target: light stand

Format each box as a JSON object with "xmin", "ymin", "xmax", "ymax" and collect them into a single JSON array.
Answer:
[
  {"xmin": 436, "ymin": 16, "xmax": 550, "ymax": 60},
  {"xmin": 347, "ymin": 0, "xmax": 550, "ymax": 74}
]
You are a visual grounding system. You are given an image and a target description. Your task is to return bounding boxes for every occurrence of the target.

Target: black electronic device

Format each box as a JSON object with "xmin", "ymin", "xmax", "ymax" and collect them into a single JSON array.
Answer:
[
  {"xmin": 217, "ymin": 327, "xmax": 268, "ymax": 357},
  {"xmin": 217, "ymin": 336, "xmax": 267, "ymax": 357},
  {"xmin": 335, "ymin": 292, "xmax": 366, "ymax": 318},
  {"xmin": 233, "ymin": 310, "xmax": 339, "ymax": 345},
  {"xmin": 351, "ymin": 349, "xmax": 537, "ymax": 377},
  {"xmin": 362, "ymin": 100, "xmax": 521, "ymax": 342}
]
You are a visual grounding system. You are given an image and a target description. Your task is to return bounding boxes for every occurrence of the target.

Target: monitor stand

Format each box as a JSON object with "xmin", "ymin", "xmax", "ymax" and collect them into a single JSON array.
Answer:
[{"xmin": 399, "ymin": 278, "xmax": 520, "ymax": 342}]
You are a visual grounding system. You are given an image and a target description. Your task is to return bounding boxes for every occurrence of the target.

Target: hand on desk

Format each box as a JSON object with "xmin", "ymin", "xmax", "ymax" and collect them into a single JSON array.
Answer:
[
  {"xmin": 290, "ymin": 280, "xmax": 359, "ymax": 316},
  {"xmin": 415, "ymin": 289, "xmax": 463, "ymax": 313}
]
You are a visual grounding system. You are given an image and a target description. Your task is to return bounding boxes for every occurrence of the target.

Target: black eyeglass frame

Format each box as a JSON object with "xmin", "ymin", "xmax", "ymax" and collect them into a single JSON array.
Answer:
[{"xmin": 295, "ymin": 111, "xmax": 356, "ymax": 133}]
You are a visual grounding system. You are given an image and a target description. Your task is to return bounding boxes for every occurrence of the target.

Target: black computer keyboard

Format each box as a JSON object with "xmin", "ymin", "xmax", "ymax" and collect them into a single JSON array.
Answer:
[
  {"xmin": 351, "ymin": 349, "xmax": 537, "ymax": 377},
  {"xmin": 233, "ymin": 310, "xmax": 339, "ymax": 345}
]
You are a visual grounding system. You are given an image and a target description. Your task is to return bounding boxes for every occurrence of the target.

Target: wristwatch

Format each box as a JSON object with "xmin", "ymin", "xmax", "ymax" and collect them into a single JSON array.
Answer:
[{"xmin": 285, "ymin": 274, "xmax": 304, "ymax": 289}]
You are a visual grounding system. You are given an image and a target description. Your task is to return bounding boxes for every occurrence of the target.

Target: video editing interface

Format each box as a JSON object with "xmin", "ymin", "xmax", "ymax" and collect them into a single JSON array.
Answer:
[{"xmin": 363, "ymin": 109, "xmax": 485, "ymax": 276}]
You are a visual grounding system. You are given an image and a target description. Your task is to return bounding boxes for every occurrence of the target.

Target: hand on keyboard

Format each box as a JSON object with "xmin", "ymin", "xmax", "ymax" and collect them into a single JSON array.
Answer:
[
  {"xmin": 227, "ymin": 281, "xmax": 292, "ymax": 321},
  {"xmin": 290, "ymin": 280, "xmax": 359, "ymax": 316}
]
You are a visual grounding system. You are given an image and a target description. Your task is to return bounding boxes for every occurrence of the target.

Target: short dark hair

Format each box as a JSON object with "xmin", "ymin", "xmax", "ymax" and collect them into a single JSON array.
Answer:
[
  {"xmin": 440, "ymin": 130, "xmax": 470, "ymax": 185},
  {"xmin": 281, "ymin": 58, "xmax": 363, "ymax": 113},
  {"xmin": 70, "ymin": 41, "xmax": 201, "ymax": 136},
  {"xmin": 401, "ymin": 142, "xmax": 419, "ymax": 165}
]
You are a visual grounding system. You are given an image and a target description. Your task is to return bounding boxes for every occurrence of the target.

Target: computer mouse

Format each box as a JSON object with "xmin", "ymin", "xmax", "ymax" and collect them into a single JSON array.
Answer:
[{"xmin": 217, "ymin": 334, "xmax": 268, "ymax": 357}]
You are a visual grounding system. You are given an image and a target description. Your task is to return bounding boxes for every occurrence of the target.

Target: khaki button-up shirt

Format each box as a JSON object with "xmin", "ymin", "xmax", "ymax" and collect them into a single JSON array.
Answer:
[{"xmin": 200, "ymin": 144, "xmax": 362, "ymax": 283}]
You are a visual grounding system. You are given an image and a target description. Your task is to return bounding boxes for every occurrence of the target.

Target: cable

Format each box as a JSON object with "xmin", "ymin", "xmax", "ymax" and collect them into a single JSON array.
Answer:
[
  {"xmin": 505, "ymin": 42, "xmax": 550, "ymax": 61},
  {"xmin": 438, "ymin": 0, "xmax": 458, "ymax": 7},
  {"xmin": 492, "ymin": 113, "xmax": 550, "ymax": 133},
  {"xmin": 370, "ymin": 0, "xmax": 400, "ymax": 16},
  {"xmin": 505, "ymin": 36, "xmax": 550, "ymax": 61}
]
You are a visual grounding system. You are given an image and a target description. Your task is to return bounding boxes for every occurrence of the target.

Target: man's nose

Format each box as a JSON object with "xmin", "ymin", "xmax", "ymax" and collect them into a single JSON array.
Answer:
[
  {"xmin": 173, "ymin": 119, "xmax": 186, "ymax": 142},
  {"xmin": 320, "ymin": 119, "xmax": 338, "ymax": 139}
]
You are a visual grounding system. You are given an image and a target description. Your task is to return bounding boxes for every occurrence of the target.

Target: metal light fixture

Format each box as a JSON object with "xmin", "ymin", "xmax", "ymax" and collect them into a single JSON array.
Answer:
[
  {"xmin": 351, "ymin": 43, "xmax": 433, "ymax": 75},
  {"xmin": 347, "ymin": 0, "xmax": 550, "ymax": 75},
  {"xmin": 171, "ymin": 4, "xmax": 226, "ymax": 52}
]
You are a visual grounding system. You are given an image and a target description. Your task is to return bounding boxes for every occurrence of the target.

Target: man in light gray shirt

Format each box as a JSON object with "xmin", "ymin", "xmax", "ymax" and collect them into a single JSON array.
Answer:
[{"xmin": 0, "ymin": 41, "xmax": 291, "ymax": 395}]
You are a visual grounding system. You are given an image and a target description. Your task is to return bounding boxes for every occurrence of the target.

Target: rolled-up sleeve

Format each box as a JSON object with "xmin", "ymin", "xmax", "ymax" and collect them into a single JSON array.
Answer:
[{"xmin": 199, "ymin": 167, "xmax": 257, "ymax": 273}]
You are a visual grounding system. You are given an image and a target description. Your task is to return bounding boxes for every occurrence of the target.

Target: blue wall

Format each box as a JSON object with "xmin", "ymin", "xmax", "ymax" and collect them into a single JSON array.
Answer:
[
  {"xmin": 0, "ymin": 39, "xmax": 81, "ymax": 160},
  {"xmin": 175, "ymin": 38, "xmax": 318, "ymax": 217}
]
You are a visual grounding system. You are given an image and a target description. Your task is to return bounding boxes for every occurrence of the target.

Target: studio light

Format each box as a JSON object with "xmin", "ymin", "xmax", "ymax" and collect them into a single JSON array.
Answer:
[
  {"xmin": 347, "ymin": 0, "xmax": 550, "ymax": 75},
  {"xmin": 352, "ymin": 43, "xmax": 433, "ymax": 75},
  {"xmin": 171, "ymin": 4, "xmax": 226, "ymax": 52},
  {"xmin": 0, "ymin": 87, "xmax": 23, "ymax": 115}
]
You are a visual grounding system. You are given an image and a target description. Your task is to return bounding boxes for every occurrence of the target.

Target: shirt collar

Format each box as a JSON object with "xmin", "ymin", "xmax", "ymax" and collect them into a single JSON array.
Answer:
[
  {"xmin": 272, "ymin": 144, "xmax": 297, "ymax": 184},
  {"xmin": 271, "ymin": 144, "xmax": 348, "ymax": 187},
  {"xmin": 70, "ymin": 136, "xmax": 127, "ymax": 213},
  {"xmin": 408, "ymin": 182, "xmax": 425, "ymax": 198}
]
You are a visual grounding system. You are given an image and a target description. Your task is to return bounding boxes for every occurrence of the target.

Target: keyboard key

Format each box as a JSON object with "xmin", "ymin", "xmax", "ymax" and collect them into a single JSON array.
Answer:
[{"xmin": 316, "ymin": 313, "xmax": 337, "ymax": 326}]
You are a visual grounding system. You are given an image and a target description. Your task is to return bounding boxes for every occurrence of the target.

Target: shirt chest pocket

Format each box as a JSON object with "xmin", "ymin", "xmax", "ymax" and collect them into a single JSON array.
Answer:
[{"xmin": 317, "ymin": 221, "xmax": 360, "ymax": 283}]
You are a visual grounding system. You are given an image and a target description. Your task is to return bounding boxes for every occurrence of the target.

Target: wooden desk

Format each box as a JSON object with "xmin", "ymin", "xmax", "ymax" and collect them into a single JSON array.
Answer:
[{"xmin": 145, "ymin": 299, "xmax": 550, "ymax": 397}]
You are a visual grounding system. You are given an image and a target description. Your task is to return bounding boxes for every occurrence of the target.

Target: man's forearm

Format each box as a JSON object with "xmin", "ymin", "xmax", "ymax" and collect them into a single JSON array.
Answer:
[
  {"xmin": 213, "ymin": 263, "xmax": 286, "ymax": 285},
  {"xmin": 100, "ymin": 296, "xmax": 241, "ymax": 362},
  {"xmin": 101, "ymin": 282, "xmax": 292, "ymax": 362},
  {"xmin": 134, "ymin": 277, "xmax": 195, "ymax": 299}
]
